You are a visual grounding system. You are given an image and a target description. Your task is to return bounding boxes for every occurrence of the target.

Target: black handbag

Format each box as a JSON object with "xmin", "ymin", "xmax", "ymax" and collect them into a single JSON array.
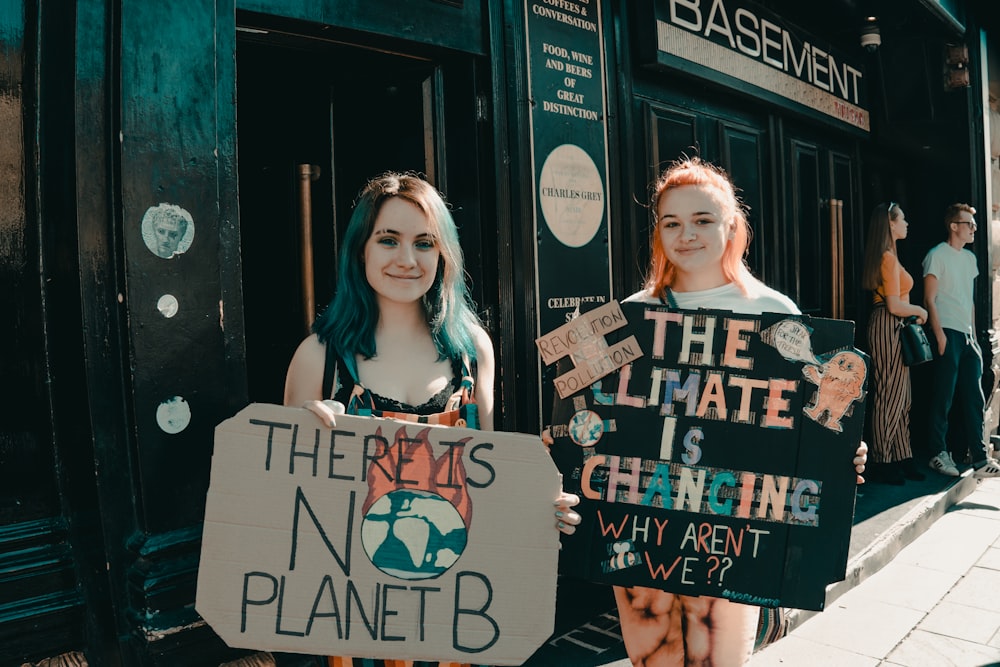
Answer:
[{"xmin": 900, "ymin": 316, "xmax": 933, "ymax": 366}]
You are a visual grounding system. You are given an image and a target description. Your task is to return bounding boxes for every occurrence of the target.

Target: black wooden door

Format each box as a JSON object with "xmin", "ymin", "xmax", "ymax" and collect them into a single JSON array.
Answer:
[
  {"xmin": 639, "ymin": 100, "xmax": 860, "ymax": 320},
  {"xmin": 237, "ymin": 33, "xmax": 491, "ymax": 408},
  {"xmin": 1, "ymin": 3, "xmax": 121, "ymax": 664},
  {"xmin": 781, "ymin": 127, "xmax": 860, "ymax": 319},
  {"xmin": 643, "ymin": 101, "xmax": 773, "ymax": 285}
]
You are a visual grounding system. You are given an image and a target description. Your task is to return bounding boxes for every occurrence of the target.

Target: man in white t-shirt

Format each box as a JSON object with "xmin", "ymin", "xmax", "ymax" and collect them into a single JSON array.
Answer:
[{"xmin": 923, "ymin": 203, "xmax": 1000, "ymax": 477}]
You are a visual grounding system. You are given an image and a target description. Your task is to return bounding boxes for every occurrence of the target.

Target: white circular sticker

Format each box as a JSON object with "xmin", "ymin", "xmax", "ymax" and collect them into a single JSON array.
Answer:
[
  {"xmin": 157, "ymin": 294, "xmax": 179, "ymax": 318},
  {"xmin": 539, "ymin": 144, "xmax": 605, "ymax": 248},
  {"xmin": 156, "ymin": 396, "xmax": 191, "ymax": 434}
]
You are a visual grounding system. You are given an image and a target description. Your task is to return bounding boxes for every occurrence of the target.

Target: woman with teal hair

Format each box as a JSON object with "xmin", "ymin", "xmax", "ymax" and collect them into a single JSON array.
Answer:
[
  {"xmin": 285, "ymin": 172, "xmax": 496, "ymax": 429},
  {"xmin": 317, "ymin": 172, "xmax": 483, "ymax": 380},
  {"xmin": 284, "ymin": 174, "xmax": 580, "ymax": 667}
]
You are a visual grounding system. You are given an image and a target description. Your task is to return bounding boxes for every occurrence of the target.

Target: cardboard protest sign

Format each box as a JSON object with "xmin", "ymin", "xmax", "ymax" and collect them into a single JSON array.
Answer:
[
  {"xmin": 544, "ymin": 302, "xmax": 867, "ymax": 611},
  {"xmin": 536, "ymin": 301, "xmax": 642, "ymax": 398},
  {"xmin": 196, "ymin": 404, "xmax": 562, "ymax": 664}
]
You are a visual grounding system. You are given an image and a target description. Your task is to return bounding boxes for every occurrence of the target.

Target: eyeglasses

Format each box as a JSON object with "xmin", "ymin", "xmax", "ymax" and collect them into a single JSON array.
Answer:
[{"xmin": 957, "ymin": 220, "xmax": 978, "ymax": 231}]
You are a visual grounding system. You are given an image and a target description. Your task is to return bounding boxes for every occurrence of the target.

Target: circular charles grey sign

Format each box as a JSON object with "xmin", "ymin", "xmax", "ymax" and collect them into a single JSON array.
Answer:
[{"xmin": 539, "ymin": 144, "xmax": 605, "ymax": 248}]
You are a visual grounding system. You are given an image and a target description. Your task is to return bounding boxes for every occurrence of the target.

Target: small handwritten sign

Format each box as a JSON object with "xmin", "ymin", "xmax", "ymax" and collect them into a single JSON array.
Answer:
[
  {"xmin": 547, "ymin": 302, "xmax": 866, "ymax": 610},
  {"xmin": 536, "ymin": 301, "xmax": 643, "ymax": 398},
  {"xmin": 196, "ymin": 404, "xmax": 561, "ymax": 664}
]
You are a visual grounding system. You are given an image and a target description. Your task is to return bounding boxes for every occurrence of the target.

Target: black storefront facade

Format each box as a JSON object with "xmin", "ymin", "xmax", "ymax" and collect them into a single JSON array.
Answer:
[{"xmin": 2, "ymin": 1, "xmax": 998, "ymax": 665}]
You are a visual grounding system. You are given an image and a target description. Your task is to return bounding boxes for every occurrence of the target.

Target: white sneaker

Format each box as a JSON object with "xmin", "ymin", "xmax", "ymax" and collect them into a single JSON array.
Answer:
[
  {"xmin": 973, "ymin": 458, "xmax": 1000, "ymax": 478},
  {"xmin": 929, "ymin": 452, "xmax": 960, "ymax": 476}
]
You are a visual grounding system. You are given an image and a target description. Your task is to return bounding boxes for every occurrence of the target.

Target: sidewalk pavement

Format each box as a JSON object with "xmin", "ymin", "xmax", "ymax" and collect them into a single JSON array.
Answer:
[
  {"xmin": 751, "ymin": 475, "xmax": 1000, "ymax": 667},
  {"xmin": 526, "ymin": 467, "xmax": 999, "ymax": 666}
]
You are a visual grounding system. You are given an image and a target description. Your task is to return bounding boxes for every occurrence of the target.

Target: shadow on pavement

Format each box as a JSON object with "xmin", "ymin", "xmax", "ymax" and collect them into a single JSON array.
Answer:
[{"xmin": 522, "ymin": 468, "xmax": 964, "ymax": 667}]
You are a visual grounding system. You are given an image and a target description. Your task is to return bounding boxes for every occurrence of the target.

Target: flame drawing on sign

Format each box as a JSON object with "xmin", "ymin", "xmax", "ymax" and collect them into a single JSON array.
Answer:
[{"xmin": 362, "ymin": 425, "xmax": 474, "ymax": 529}]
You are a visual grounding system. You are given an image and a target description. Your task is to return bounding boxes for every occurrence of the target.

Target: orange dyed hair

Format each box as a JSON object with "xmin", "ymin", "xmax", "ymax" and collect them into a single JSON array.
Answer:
[{"xmin": 643, "ymin": 157, "xmax": 752, "ymax": 297}]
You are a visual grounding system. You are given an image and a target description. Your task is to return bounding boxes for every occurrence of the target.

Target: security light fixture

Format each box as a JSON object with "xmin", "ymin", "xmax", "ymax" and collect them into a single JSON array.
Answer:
[{"xmin": 860, "ymin": 17, "xmax": 881, "ymax": 53}]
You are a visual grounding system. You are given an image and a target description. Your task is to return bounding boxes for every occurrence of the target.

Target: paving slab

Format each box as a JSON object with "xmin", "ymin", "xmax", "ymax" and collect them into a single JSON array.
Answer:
[
  {"xmin": 523, "ymin": 472, "xmax": 985, "ymax": 666},
  {"xmin": 753, "ymin": 478, "xmax": 1000, "ymax": 667}
]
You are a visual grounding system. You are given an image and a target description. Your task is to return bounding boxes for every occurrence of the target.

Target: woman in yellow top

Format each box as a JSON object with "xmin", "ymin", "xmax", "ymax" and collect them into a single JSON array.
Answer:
[{"xmin": 861, "ymin": 202, "xmax": 928, "ymax": 484}]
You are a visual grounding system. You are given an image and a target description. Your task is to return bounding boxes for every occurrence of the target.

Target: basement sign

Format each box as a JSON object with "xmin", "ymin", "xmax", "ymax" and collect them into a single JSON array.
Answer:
[{"xmin": 636, "ymin": 0, "xmax": 870, "ymax": 133}]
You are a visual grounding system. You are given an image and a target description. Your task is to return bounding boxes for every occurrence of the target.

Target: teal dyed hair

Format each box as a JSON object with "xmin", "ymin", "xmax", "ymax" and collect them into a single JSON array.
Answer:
[{"xmin": 313, "ymin": 172, "xmax": 482, "ymax": 377}]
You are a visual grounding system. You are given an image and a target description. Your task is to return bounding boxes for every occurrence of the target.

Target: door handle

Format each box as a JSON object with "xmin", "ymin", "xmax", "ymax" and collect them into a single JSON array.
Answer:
[
  {"xmin": 829, "ymin": 198, "xmax": 844, "ymax": 319},
  {"xmin": 297, "ymin": 164, "xmax": 321, "ymax": 334}
]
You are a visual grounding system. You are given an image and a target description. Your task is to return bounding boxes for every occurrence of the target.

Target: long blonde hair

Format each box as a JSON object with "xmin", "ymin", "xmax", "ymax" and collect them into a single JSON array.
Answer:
[{"xmin": 643, "ymin": 157, "xmax": 752, "ymax": 296}]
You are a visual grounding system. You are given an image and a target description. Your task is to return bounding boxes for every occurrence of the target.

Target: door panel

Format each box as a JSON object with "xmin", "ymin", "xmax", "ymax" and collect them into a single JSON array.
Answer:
[
  {"xmin": 831, "ymin": 152, "xmax": 859, "ymax": 321},
  {"xmin": 720, "ymin": 123, "xmax": 768, "ymax": 281},
  {"xmin": 237, "ymin": 36, "xmax": 457, "ymax": 405},
  {"xmin": 0, "ymin": 4, "xmax": 93, "ymax": 660},
  {"xmin": 647, "ymin": 103, "xmax": 699, "ymax": 181},
  {"xmin": 644, "ymin": 103, "xmax": 770, "ymax": 281},
  {"xmin": 783, "ymin": 131, "xmax": 858, "ymax": 319},
  {"xmin": 788, "ymin": 141, "xmax": 824, "ymax": 315}
]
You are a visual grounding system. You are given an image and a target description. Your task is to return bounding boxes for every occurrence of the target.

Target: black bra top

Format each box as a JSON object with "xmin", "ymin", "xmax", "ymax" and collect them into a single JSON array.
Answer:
[
  {"xmin": 364, "ymin": 378, "xmax": 458, "ymax": 415},
  {"xmin": 322, "ymin": 343, "xmax": 464, "ymax": 416}
]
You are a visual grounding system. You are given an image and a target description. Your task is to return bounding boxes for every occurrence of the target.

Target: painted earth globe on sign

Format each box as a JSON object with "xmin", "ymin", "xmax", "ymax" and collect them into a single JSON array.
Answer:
[
  {"xmin": 361, "ymin": 489, "xmax": 468, "ymax": 580},
  {"xmin": 568, "ymin": 409, "xmax": 604, "ymax": 447}
]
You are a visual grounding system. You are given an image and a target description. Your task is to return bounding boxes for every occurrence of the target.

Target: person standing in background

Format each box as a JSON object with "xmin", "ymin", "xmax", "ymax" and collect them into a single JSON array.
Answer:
[
  {"xmin": 860, "ymin": 202, "xmax": 927, "ymax": 484},
  {"xmin": 923, "ymin": 203, "xmax": 1000, "ymax": 478}
]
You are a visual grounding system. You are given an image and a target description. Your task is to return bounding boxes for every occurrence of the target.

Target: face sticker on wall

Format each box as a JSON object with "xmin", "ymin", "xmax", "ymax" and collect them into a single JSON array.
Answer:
[
  {"xmin": 141, "ymin": 203, "xmax": 195, "ymax": 259},
  {"xmin": 157, "ymin": 294, "xmax": 179, "ymax": 318},
  {"xmin": 156, "ymin": 396, "xmax": 191, "ymax": 434}
]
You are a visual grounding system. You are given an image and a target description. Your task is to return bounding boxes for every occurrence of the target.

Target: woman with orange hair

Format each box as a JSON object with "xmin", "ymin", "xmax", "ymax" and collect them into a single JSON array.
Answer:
[
  {"xmin": 625, "ymin": 157, "xmax": 797, "ymax": 313},
  {"xmin": 615, "ymin": 157, "xmax": 865, "ymax": 666}
]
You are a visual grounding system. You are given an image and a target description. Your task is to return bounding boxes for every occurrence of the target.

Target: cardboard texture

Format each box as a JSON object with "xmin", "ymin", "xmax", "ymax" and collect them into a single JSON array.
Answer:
[
  {"xmin": 196, "ymin": 404, "xmax": 561, "ymax": 664},
  {"xmin": 545, "ymin": 302, "xmax": 866, "ymax": 611},
  {"xmin": 536, "ymin": 301, "xmax": 642, "ymax": 399}
]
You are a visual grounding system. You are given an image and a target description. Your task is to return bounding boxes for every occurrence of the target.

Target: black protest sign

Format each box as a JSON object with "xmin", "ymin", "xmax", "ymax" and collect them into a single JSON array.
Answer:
[
  {"xmin": 545, "ymin": 302, "xmax": 867, "ymax": 610},
  {"xmin": 197, "ymin": 404, "xmax": 561, "ymax": 664}
]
